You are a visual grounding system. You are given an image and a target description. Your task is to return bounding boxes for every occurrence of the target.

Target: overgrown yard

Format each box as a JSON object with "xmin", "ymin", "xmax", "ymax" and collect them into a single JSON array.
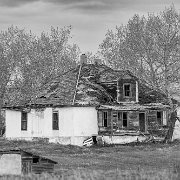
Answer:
[{"xmin": 1, "ymin": 139, "xmax": 180, "ymax": 179}]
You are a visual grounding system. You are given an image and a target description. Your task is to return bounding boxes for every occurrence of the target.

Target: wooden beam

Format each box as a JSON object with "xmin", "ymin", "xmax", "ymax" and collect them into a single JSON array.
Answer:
[{"xmin": 111, "ymin": 110, "xmax": 113, "ymax": 137}]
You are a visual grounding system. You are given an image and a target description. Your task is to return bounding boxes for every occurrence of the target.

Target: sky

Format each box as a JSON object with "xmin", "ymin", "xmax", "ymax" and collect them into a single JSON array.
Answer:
[{"xmin": 0, "ymin": 0, "xmax": 180, "ymax": 53}]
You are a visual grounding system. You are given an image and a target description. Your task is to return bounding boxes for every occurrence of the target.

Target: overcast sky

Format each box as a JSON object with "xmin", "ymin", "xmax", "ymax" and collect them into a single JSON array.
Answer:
[{"xmin": 0, "ymin": 0, "xmax": 180, "ymax": 53}]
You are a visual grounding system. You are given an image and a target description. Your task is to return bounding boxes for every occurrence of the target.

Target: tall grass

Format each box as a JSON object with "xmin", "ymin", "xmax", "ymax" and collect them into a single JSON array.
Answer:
[{"xmin": 0, "ymin": 169, "xmax": 179, "ymax": 180}]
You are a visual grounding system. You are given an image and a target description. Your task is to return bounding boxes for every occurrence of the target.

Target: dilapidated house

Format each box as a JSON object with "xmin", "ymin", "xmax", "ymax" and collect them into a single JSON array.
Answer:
[{"xmin": 3, "ymin": 54, "xmax": 174, "ymax": 145}]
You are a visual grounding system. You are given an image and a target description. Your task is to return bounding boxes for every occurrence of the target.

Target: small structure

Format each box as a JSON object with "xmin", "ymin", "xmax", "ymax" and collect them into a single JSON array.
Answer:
[{"xmin": 0, "ymin": 149, "xmax": 57, "ymax": 175}]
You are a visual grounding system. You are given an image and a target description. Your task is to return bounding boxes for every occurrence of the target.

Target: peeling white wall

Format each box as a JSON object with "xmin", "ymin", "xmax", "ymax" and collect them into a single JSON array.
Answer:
[
  {"xmin": 102, "ymin": 135, "xmax": 147, "ymax": 144},
  {"xmin": 0, "ymin": 154, "xmax": 21, "ymax": 175},
  {"xmin": 5, "ymin": 106, "xmax": 98, "ymax": 142},
  {"xmin": 57, "ymin": 107, "xmax": 74, "ymax": 136},
  {"xmin": 72, "ymin": 107, "xmax": 98, "ymax": 136},
  {"xmin": 5, "ymin": 108, "xmax": 53, "ymax": 139},
  {"xmin": 54, "ymin": 106, "xmax": 98, "ymax": 137},
  {"xmin": 5, "ymin": 110, "xmax": 21, "ymax": 138}
]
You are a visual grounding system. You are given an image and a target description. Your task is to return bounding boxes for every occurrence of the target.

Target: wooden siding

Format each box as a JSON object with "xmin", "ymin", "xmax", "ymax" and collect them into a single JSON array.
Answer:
[
  {"xmin": 147, "ymin": 110, "xmax": 162, "ymax": 130},
  {"xmin": 98, "ymin": 110, "xmax": 168, "ymax": 135},
  {"xmin": 31, "ymin": 159, "xmax": 55, "ymax": 174},
  {"xmin": 128, "ymin": 111, "xmax": 139, "ymax": 130},
  {"xmin": 98, "ymin": 110, "xmax": 111, "ymax": 128},
  {"xmin": 107, "ymin": 111, "xmax": 111, "ymax": 127},
  {"xmin": 21, "ymin": 151, "xmax": 56, "ymax": 174},
  {"xmin": 98, "ymin": 110, "xmax": 140, "ymax": 131},
  {"xmin": 117, "ymin": 78, "xmax": 136, "ymax": 103}
]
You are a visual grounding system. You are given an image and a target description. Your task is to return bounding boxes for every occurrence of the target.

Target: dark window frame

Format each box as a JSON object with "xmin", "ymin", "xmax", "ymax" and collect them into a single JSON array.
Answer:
[
  {"xmin": 21, "ymin": 112, "xmax": 28, "ymax": 131},
  {"xmin": 52, "ymin": 111, "xmax": 59, "ymax": 130},
  {"xmin": 157, "ymin": 111, "xmax": 163, "ymax": 125},
  {"xmin": 102, "ymin": 111, "xmax": 108, "ymax": 127},
  {"xmin": 32, "ymin": 157, "xmax": 39, "ymax": 164},
  {"xmin": 123, "ymin": 83, "xmax": 131, "ymax": 97},
  {"xmin": 122, "ymin": 112, "xmax": 128, "ymax": 127}
]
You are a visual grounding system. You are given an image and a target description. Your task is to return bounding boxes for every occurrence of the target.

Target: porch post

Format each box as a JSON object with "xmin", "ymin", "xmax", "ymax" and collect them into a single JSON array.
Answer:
[{"xmin": 111, "ymin": 110, "xmax": 113, "ymax": 137}]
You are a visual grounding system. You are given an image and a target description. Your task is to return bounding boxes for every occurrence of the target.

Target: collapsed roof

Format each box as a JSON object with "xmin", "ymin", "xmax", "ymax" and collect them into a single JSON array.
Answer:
[{"xmin": 31, "ymin": 63, "xmax": 168, "ymax": 107}]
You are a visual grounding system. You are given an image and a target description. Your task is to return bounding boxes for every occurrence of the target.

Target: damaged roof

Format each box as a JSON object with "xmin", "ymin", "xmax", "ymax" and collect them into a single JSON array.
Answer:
[
  {"xmin": 0, "ymin": 148, "xmax": 57, "ymax": 164},
  {"xmin": 29, "ymin": 63, "xmax": 168, "ymax": 107},
  {"xmin": 98, "ymin": 103, "xmax": 170, "ymax": 111}
]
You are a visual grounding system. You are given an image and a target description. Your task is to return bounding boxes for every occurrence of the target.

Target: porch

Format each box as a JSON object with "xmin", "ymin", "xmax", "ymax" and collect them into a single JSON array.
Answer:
[{"xmin": 97, "ymin": 104, "xmax": 169, "ymax": 137}]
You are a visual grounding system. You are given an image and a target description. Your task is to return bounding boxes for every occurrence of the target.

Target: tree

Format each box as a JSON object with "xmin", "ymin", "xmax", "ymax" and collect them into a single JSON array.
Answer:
[
  {"xmin": 99, "ymin": 5, "xmax": 180, "ymax": 141},
  {"xmin": 2, "ymin": 26, "xmax": 80, "ymax": 106}
]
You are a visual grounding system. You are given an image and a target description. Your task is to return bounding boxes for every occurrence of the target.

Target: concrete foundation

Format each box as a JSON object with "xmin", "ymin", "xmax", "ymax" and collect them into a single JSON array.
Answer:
[{"xmin": 100, "ymin": 135, "xmax": 148, "ymax": 144}]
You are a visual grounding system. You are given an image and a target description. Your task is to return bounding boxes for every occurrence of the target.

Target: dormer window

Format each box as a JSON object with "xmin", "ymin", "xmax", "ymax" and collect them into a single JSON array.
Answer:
[
  {"xmin": 117, "ymin": 77, "xmax": 138, "ymax": 103},
  {"xmin": 123, "ymin": 83, "xmax": 131, "ymax": 97}
]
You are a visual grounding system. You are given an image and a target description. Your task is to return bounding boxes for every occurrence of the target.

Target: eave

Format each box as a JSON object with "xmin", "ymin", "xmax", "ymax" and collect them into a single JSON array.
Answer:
[{"xmin": 98, "ymin": 103, "xmax": 170, "ymax": 111}]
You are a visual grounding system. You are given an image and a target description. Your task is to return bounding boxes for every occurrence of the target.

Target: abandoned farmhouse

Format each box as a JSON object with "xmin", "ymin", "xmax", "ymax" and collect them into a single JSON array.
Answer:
[{"xmin": 3, "ymin": 55, "xmax": 178, "ymax": 145}]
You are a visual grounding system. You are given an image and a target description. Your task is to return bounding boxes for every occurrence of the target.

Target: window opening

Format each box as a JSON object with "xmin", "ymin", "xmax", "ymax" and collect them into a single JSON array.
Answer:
[
  {"xmin": 123, "ymin": 112, "xmax": 128, "ymax": 127},
  {"xmin": 21, "ymin": 112, "xmax": 28, "ymax": 131},
  {"xmin": 157, "ymin": 111, "xmax": 162, "ymax": 125},
  {"xmin": 33, "ymin": 157, "xmax": 39, "ymax": 163},
  {"xmin": 124, "ymin": 84, "xmax": 131, "ymax": 97},
  {"xmin": 53, "ymin": 111, "xmax": 59, "ymax": 130},
  {"xmin": 103, "ymin": 111, "xmax": 108, "ymax": 127}
]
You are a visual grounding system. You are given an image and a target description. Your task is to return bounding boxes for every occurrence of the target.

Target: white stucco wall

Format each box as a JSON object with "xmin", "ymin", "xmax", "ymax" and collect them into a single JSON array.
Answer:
[
  {"xmin": 5, "ymin": 108, "xmax": 54, "ymax": 139},
  {"xmin": 5, "ymin": 106, "xmax": 98, "ymax": 142},
  {"xmin": 72, "ymin": 107, "xmax": 98, "ymax": 136},
  {"xmin": 53, "ymin": 106, "xmax": 98, "ymax": 137},
  {"xmin": 5, "ymin": 110, "xmax": 21, "ymax": 138},
  {"xmin": 0, "ymin": 154, "xmax": 21, "ymax": 175},
  {"xmin": 57, "ymin": 107, "xmax": 74, "ymax": 136},
  {"xmin": 49, "ymin": 106, "xmax": 98, "ymax": 146}
]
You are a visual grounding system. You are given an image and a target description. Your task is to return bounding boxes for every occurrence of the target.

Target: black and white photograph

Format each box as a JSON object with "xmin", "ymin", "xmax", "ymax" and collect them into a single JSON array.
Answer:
[{"xmin": 0, "ymin": 0, "xmax": 180, "ymax": 179}]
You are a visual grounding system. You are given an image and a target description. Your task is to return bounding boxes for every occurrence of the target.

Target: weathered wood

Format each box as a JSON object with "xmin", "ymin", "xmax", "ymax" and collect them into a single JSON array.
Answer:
[
  {"xmin": 117, "ymin": 78, "xmax": 137, "ymax": 103},
  {"xmin": 111, "ymin": 111, "xmax": 113, "ymax": 136},
  {"xmin": 164, "ymin": 110, "xmax": 177, "ymax": 142},
  {"xmin": 20, "ymin": 150, "xmax": 57, "ymax": 174},
  {"xmin": 31, "ymin": 163, "xmax": 54, "ymax": 174}
]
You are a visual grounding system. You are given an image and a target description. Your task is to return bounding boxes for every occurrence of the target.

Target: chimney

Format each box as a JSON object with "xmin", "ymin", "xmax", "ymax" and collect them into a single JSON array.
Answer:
[
  {"xmin": 80, "ymin": 54, "xmax": 87, "ymax": 64},
  {"xmin": 94, "ymin": 58, "xmax": 102, "ymax": 65}
]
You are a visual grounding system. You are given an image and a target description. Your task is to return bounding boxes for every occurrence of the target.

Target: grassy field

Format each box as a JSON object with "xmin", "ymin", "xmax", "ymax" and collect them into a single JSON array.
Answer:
[{"xmin": 1, "ymin": 139, "xmax": 180, "ymax": 179}]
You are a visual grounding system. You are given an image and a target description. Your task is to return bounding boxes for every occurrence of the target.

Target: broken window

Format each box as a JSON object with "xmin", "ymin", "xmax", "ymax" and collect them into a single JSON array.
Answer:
[
  {"xmin": 123, "ymin": 112, "xmax": 128, "ymax": 127},
  {"xmin": 123, "ymin": 84, "xmax": 131, "ymax": 97},
  {"xmin": 33, "ymin": 157, "xmax": 39, "ymax": 163},
  {"xmin": 103, "ymin": 111, "xmax": 108, "ymax": 127},
  {"xmin": 117, "ymin": 112, "xmax": 122, "ymax": 121},
  {"xmin": 21, "ymin": 112, "xmax": 28, "ymax": 131},
  {"xmin": 52, "ymin": 111, "xmax": 59, "ymax": 130},
  {"xmin": 157, "ymin": 111, "xmax": 162, "ymax": 125}
]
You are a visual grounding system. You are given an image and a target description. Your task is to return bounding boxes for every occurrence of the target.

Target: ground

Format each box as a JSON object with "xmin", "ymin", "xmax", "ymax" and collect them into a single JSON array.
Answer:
[{"xmin": 0, "ymin": 138, "xmax": 180, "ymax": 174}]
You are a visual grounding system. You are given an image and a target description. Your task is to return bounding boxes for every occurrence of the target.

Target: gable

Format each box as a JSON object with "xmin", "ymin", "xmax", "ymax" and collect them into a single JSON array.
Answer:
[{"xmin": 122, "ymin": 74, "xmax": 132, "ymax": 79}]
